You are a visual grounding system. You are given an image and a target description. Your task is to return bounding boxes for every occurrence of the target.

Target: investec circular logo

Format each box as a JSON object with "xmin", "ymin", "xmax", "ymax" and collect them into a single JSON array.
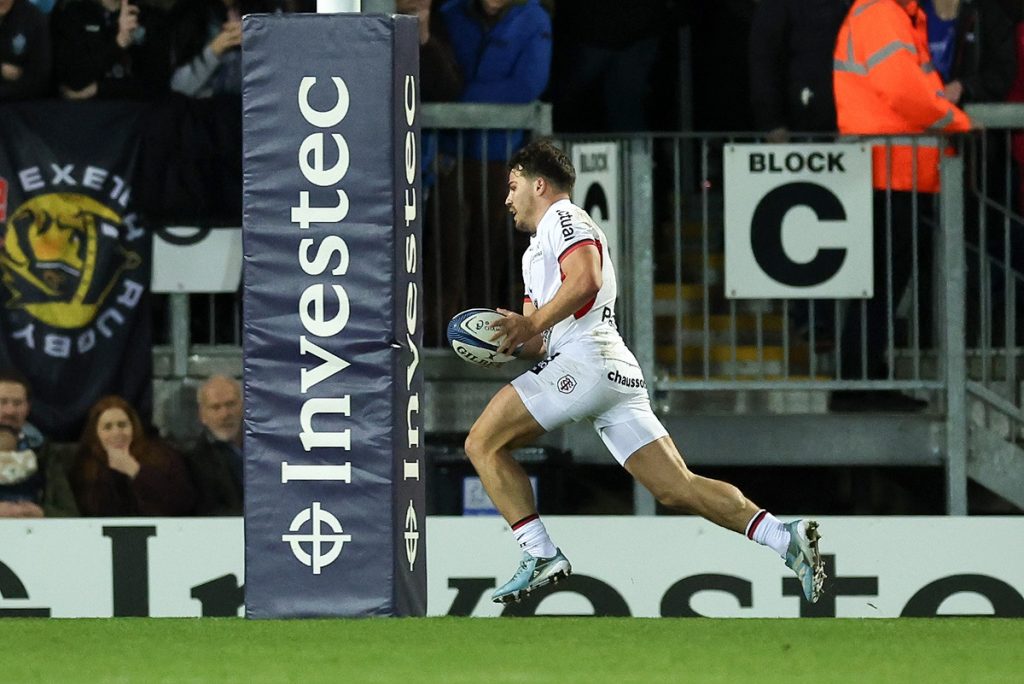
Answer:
[
  {"xmin": 281, "ymin": 502, "xmax": 352, "ymax": 575},
  {"xmin": 0, "ymin": 193, "xmax": 140, "ymax": 328}
]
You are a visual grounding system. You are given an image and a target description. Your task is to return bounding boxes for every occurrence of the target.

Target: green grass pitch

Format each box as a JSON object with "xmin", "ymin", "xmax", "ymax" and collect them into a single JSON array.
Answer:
[{"xmin": 4, "ymin": 617, "xmax": 1021, "ymax": 683}]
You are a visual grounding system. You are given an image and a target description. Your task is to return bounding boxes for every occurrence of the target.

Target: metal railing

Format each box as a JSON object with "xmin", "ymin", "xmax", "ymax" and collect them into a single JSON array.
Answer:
[
  {"xmin": 959, "ymin": 104, "xmax": 1024, "ymax": 459},
  {"xmin": 152, "ymin": 102, "xmax": 1024, "ymax": 515}
]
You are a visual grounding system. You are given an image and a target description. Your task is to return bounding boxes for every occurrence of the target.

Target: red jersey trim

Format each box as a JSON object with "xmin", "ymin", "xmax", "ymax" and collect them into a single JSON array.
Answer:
[
  {"xmin": 557, "ymin": 238, "xmax": 598, "ymax": 264},
  {"xmin": 556, "ymin": 239, "xmax": 604, "ymax": 320}
]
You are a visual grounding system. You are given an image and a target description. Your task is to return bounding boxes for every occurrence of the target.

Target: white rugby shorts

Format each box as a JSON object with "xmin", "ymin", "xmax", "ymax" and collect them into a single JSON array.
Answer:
[{"xmin": 510, "ymin": 346, "xmax": 668, "ymax": 465}]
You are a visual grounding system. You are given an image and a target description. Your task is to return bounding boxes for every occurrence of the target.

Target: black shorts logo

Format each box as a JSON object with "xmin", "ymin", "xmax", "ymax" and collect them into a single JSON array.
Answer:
[
  {"xmin": 529, "ymin": 352, "xmax": 560, "ymax": 375},
  {"xmin": 557, "ymin": 375, "xmax": 577, "ymax": 394}
]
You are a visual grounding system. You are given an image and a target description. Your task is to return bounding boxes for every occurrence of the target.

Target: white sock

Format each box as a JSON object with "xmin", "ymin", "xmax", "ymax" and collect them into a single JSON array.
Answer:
[
  {"xmin": 744, "ymin": 509, "xmax": 790, "ymax": 558},
  {"xmin": 511, "ymin": 514, "xmax": 557, "ymax": 558}
]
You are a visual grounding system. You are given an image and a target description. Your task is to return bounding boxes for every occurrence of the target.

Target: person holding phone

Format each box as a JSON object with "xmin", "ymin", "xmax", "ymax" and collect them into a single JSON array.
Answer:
[{"xmin": 51, "ymin": 0, "xmax": 170, "ymax": 99}]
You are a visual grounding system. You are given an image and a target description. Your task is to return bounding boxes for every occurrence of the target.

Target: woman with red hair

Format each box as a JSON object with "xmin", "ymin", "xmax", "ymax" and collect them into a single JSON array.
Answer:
[{"xmin": 72, "ymin": 396, "xmax": 195, "ymax": 516}]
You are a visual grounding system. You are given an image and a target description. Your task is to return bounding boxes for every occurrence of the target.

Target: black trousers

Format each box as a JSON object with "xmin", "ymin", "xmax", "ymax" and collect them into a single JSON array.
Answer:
[{"xmin": 839, "ymin": 190, "xmax": 932, "ymax": 380}]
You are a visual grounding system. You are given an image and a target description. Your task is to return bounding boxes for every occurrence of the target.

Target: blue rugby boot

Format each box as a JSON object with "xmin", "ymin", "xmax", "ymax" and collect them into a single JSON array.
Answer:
[
  {"xmin": 785, "ymin": 520, "xmax": 825, "ymax": 603},
  {"xmin": 491, "ymin": 548, "xmax": 572, "ymax": 604}
]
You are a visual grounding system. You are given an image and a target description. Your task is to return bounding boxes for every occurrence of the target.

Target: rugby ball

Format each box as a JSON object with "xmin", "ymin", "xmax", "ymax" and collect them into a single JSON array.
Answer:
[{"xmin": 446, "ymin": 308, "xmax": 516, "ymax": 367}]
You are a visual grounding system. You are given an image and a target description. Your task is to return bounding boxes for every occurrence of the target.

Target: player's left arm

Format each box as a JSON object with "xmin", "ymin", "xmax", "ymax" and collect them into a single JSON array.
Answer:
[{"xmin": 493, "ymin": 244, "xmax": 601, "ymax": 355}]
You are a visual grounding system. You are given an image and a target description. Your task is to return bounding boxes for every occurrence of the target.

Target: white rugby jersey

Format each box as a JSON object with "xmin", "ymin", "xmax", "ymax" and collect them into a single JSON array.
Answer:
[{"xmin": 522, "ymin": 199, "xmax": 625, "ymax": 356}]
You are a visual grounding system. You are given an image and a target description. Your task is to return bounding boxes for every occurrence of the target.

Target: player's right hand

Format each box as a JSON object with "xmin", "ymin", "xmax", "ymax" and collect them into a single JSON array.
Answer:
[{"xmin": 491, "ymin": 308, "xmax": 539, "ymax": 356}]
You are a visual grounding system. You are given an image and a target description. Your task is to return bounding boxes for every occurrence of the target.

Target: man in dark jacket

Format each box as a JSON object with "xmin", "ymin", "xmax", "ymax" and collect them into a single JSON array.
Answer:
[
  {"xmin": 550, "ymin": 0, "xmax": 670, "ymax": 133},
  {"xmin": 186, "ymin": 375, "xmax": 242, "ymax": 516},
  {"xmin": 749, "ymin": 0, "xmax": 851, "ymax": 141},
  {"xmin": 0, "ymin": 0, "xmax": 51, "ymax": 100},
  {"xmin": 922, "ymin": 0, "xmax": 1016, "ymax": 105},
  {"xmin": 51, "ymin": 0, "xmax": 168, "ymax": 100},
  {"xmin": 747, "ymin": 0, "xmax": 851, "ymax": 351}
]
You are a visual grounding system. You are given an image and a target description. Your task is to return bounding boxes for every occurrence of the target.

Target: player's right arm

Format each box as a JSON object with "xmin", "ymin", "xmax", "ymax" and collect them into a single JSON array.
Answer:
[
  {"xmin": 510, "ymin": 299, "xmax": 546, "ymax": 360},
  {"xmin": 495, "ymin": 244, "xmax": 601, "ymax": 356}
]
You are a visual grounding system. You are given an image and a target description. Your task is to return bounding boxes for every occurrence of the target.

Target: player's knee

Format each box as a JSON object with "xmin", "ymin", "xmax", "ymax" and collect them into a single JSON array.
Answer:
[
  {"xmin": 463, "ymin": 430, "xmax": 491, "ymax": 465},
  {"xmin": 463, "ymin": 432, "xmax": 480, "ymax": 461}
]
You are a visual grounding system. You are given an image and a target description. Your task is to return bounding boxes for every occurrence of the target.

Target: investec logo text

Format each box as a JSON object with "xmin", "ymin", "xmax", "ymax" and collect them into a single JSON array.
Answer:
[
  {"xmin": 281, "ymin": 75, "xmax": 357, "ymax": 574},
  {"xmin": 401, "ymin": 71, "xmax": 422, "ymax": 573}
]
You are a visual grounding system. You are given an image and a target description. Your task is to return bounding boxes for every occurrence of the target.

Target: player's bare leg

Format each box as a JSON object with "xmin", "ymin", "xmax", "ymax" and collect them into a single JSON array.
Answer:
[
  {"xmin": 465, "ymin": 384, "xmax": 572, "ymax": 602},
  {"xmin": 624, "ymin": 436, "xmax": 759, "ymax": 531},
  {"xmin": 625, "ymin": 436, "xmax": 825, "ymax": 602},
  {"xmin": 464, "ymin": 384, "xmax": 547, "ymax": 523}
]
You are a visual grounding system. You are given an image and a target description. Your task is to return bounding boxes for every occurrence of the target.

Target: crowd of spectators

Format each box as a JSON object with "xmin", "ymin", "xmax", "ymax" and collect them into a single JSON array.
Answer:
[
  {"xmin": 6, "ymin": 1, "xmax": 1023, "ymax": 129},
  {"xmin": 5, "ymin": 0, "xmax": 1024, "ymax": 514},
  {"xmin": 0, "ymin": 367, "xmax": 244, "ymax": 518},
  {"xmin": 0, "ymin": 0, "xmax": 322, "ymax": 102}
]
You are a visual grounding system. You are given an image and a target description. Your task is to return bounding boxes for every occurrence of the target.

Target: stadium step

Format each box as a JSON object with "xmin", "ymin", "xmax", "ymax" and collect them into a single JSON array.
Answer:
[{"xmin": 968, "ymin": 426, "xmax": 1024, "ymax": 511}]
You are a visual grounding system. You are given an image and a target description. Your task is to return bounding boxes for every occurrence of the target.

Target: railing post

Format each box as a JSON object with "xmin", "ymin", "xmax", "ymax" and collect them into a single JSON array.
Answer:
[
  {"xmin": 628, "ymin": 137, "xmax": 657, "ymax": 515},
  {"xmin": 170, "ymin": 293, "xmax": 191, "ymax": 379},
  {"xmin": 940, "ymin": 146, "xmax": 968, "ymax": 515}
]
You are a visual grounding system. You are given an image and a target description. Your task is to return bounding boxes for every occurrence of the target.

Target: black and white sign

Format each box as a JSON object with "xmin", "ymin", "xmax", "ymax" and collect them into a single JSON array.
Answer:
[
  {"xmin": 724, "ymin": 144, "xmax": 872, "ymax": 299},
  {"xmin": 152, "ymin": 227, "xmax": 242, "ymax": 293},
  {"xmin": 571, "ymin": 143, "xmax": 620, "ymax": 268}
]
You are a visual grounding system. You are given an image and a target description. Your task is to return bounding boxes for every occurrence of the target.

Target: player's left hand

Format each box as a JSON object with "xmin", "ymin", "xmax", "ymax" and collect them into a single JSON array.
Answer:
[{"xmin": 491, "ymin": 308, "xmax": 537, "ymax": 355}]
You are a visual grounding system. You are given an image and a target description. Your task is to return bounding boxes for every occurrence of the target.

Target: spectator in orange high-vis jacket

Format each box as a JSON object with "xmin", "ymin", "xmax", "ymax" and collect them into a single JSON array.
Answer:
[
  {"xmin": 833, "ymin": 0, "xmax": 972, "ymax": 191},
  {"xmin": 830, "ymin": 0, "xmax": 973, "ymax": 411}
]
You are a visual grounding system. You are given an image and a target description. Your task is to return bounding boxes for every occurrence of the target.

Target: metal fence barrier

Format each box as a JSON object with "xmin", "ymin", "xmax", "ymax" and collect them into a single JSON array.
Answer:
[{"xmin": 152, "ymin": 102, "xmax": 1024, "ymax": 514}]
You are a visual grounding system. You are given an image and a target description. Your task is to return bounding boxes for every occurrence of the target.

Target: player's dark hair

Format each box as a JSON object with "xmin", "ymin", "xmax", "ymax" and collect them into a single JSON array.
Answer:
[{"xmin": 509, "ymin": 139, "xmax": 575, "ymax": 194}]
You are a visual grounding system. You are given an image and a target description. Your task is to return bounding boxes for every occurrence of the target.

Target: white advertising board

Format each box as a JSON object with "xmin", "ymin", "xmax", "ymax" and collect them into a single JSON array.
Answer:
[{"xmin": 1, "ymin": 517, "xmax": 1021, "ymax": 618}]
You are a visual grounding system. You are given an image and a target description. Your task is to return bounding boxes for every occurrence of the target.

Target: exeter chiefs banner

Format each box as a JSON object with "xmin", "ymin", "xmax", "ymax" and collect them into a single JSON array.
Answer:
[
  {"xmin": 0, "ymin": 102, "xmax": 151, "ymax": 440},
  {"xmin": 242, "ymin": 14, "xmax": 426, "ymax": 617}
]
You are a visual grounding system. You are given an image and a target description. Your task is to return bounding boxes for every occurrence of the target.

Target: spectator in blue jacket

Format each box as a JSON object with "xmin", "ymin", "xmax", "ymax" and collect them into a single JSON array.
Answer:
[
  {"xmin": 921, "ymin": 0, "xmax": 1016, "ymax": 106},
  {"xmin": 431, "ymin": 0, "xmax": 552, "ymax": 335},
  {"xmin": 440, "ymin": 0, "xmax": 551, "ymax": 159}
]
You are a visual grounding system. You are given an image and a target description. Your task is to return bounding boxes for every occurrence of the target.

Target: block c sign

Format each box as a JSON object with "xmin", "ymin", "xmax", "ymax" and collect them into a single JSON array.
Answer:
[{"xmin": 724, "ymin": 143, "xmax": 873, "ymax": 299}]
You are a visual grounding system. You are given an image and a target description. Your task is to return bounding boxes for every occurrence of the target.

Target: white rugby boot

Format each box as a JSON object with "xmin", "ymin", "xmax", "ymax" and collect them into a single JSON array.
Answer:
[
  {"xmin": 491, "ymin": 548, "xmax": 572, "ymax": 604},
  {"xmin": 784, "ymin": 520, "xmax": 826, "ymax": 603}
]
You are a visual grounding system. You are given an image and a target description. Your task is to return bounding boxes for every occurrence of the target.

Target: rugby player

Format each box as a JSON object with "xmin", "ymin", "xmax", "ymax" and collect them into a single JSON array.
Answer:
[{"xmin": 463, "ymin": 139, "xmax": 826, "ymax": 604}]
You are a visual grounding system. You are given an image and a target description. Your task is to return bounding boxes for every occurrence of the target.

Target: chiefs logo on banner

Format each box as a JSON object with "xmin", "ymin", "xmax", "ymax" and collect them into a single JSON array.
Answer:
[
  {"xmin": 1, "ymin": 194, "xmax": 143, "ymax": 328},
  {"xmin": 0, "ymin": 102, "xmax": 152, "ymax": 440}
]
